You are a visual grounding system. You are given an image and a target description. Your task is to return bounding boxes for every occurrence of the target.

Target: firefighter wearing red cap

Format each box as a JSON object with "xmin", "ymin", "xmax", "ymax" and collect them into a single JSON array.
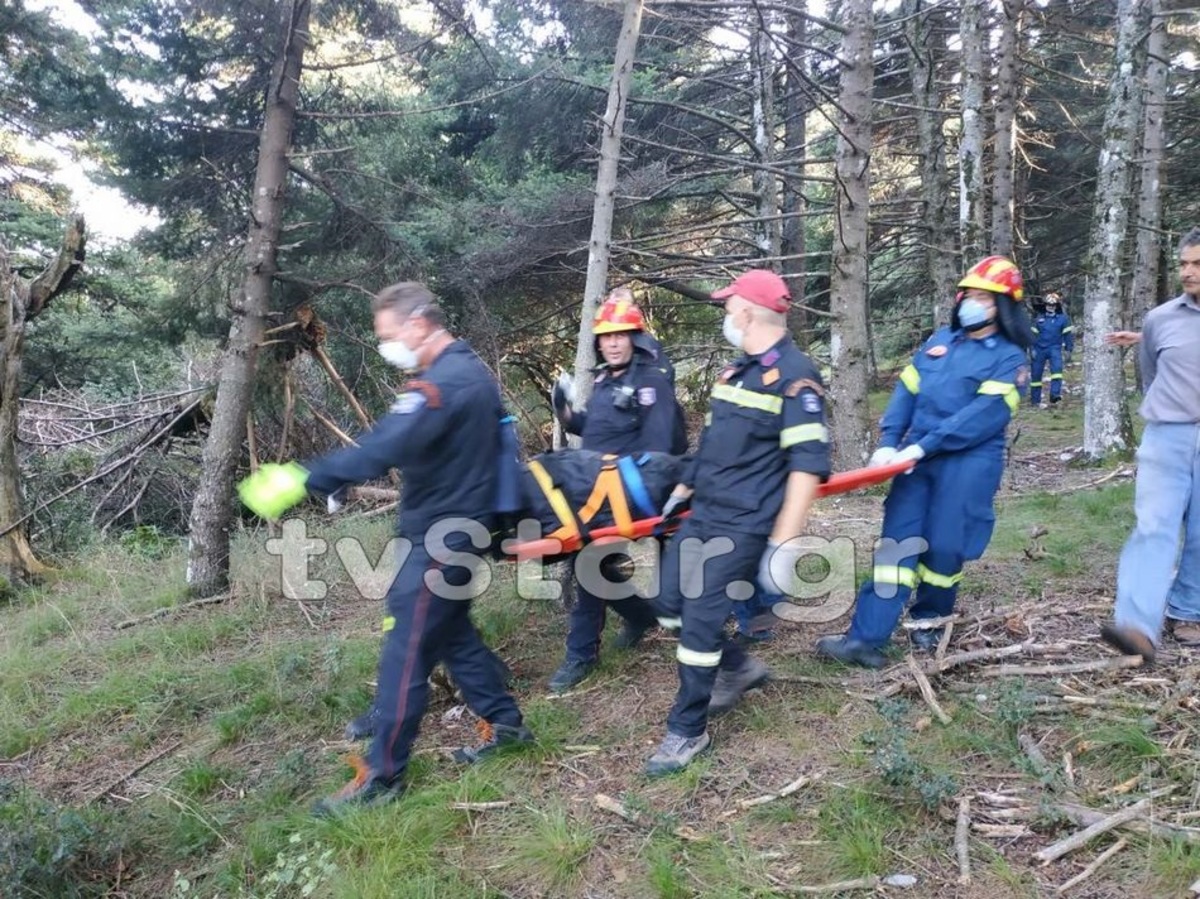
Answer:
[
  {"xmin": 645, "ymin": 269, "xmax": 831, "ymax": 775},
  {"xmin": 816, "ymin": 256, "xmax": 1034, "ymax": 668},
  {"xmin": 546, "ymin": 288, "xmax": 685, "ymax": 692}
]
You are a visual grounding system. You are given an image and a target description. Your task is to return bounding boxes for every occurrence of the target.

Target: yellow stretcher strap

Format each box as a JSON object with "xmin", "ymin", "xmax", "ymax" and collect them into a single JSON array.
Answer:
[{"xmin": 528, "ymin": 459, "xmax": 579, "ymax": 543}]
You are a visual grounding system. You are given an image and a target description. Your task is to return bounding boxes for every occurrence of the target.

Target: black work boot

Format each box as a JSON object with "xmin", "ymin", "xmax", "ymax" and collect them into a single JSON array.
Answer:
[
  {"xmin": 452, "ymin": 721, "xmax": 535, "ymax": 763},
  {"xmin": 548, "ymin": 658, "xmax": 596, "ymax": 693},
  {"xmin": 612, "ymin": 620, "xmax": 653, "ymax": 651},
  {"xmin": 709, "ymin": 656, "xmax": 771, "ymax": 717},
  {"xmin": 312, "ymin": 757, "xmax": 404, "ymax": 816},
  {"xmin": 908, "ymin": 626, "xmax": 944, "ymax": 654},
  {"xmin": 344, "ymin": 704, "xmax": 379, "ymax": 741},
  {"xmin": 815, "ymin": 635, "xmax": 887, "ymax": 669}
]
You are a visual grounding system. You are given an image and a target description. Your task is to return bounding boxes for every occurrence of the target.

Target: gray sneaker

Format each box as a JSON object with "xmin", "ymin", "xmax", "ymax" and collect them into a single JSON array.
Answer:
[
  {"xmin": 645, "ymin": 731, "xmax": 711, "ymax": 776},
  {"xmin": 708, "ymin": 657, "xmax": 770, "ymax": 717}
]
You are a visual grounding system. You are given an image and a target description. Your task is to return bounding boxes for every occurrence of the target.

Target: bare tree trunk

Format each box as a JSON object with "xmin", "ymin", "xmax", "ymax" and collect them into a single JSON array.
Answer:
[
  {"xmin": 781, "ymin": 3, "xmax": 809, "ymax": 344},
  {"xmin": 0, "ymin": 216, "xmax": 85, "ymax": 585},
  {"xmin": 751, "ymin": 16, "xmax": 780, "ymax": 259},
  {"xmin": 1082, "ymin": 0, "xmax": 1146, "ymax": 459},
  {"xmin": 827, "ymin": 0, "xmax": 874, "ymax": 471},
  {"xmin": 958, "ymin": 0, "xmax": 987, "ymax": 261},
  {"xmin": 905, "ymin": 0, "xmax": 957, "ymax": 329},
  {"xmin": 572, "ymin": 0, "xmax": 644, "ymax": 412},
  {"xmin": 187, "ymin": 0, "xmax": 311, "ymax": 596},
  {"xmin": 1130, "ymin": 0, "xmax": 1167, "ymax": 333},
  {"xmin": 990, "ymin": 0, "xmax": 1022, "ymax": 256}
]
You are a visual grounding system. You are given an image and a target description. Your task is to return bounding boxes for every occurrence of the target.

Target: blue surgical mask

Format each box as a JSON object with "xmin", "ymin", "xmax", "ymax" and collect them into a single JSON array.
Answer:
[{"xmin": 958, "ymin": 298, "xmax": 993, "ymax": 331}]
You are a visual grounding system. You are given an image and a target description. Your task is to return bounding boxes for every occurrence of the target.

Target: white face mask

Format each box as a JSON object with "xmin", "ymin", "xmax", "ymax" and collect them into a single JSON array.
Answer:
[
  {"xmin": 722, "ymin": 313, "xmax": 745, "ymax": 349},
  {"xmin": 379, "ymin": 339, "xmax": 419, "ymax": 370}
]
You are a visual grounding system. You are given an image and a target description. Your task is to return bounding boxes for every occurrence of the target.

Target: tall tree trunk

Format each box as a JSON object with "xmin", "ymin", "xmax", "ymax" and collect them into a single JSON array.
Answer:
[
  {"xmin": 751, "ymin": 16, "xmax": 780, "ymax": 259},
  {"xmin": 187, "ymin": 0, "xmax": 311, "ymax": 596},
  {"xmin": 1130, "ymin": 0, "xmax": 1167, "ymax": 332},
  {"xmin": 572, "ymin": 0, "xmax": 643, "ymax": 411},
  {"xmin": 905, "ymin": 0, "xmax": 956, "ymax": 329},
  {"xmin": 990, "ymin": 0, "xmax": 1022, "ymax": 256},
  {"xmin": 827, "ymin": 0, "xmax": 874, "ymax": 471},
  {"xmin": 781, "ymin": 3, "xmax": 809, "ymax": 345},
  {"xmin": 958, "ymin": 0, "xmax": 987, "ymax": 260},
  {"xmin": 1081, "ymin": 0, "xmax": 1146, "ymax": 459},
  {"xmin": 0, "ymin": 216, "xmax": 85, "ymax": 585}
]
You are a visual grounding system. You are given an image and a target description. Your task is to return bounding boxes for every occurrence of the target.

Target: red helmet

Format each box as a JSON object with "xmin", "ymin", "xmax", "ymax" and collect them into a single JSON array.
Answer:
[
  {"xmin": 593, "ymin": 292, "xmax": 645, "ymax": 335},
  {"xmin": 957, "ymin": 255, "xmax": 1025, "ymax": 301}
]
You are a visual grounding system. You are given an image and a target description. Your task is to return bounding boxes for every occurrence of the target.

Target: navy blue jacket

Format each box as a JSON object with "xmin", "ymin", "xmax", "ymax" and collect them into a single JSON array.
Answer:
[
  {"xmin": 1032, "ymin": 311, "xmax": 1075, "ymax": 353},
  {"xmin": 565, "ymin": 349, "xmax": 682, "ymax": 455},
  {"xmin": 686, "ymin": 335, "xmax": 831, "ymax": 533},
  {"xmin": 881, "ymin": 327, "xmax": 1026, "ymax": 458},
  {"xmin": 305, "ymin": 341, "xmax": 501, "ymax": 538}
]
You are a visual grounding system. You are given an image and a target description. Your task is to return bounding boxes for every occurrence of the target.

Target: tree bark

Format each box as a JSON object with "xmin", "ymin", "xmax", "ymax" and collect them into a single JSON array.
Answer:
[
  {"xmin": 958, "ymin": 0, "xmax": 988, "ymax": 261},
  {"xmin": 0, "ymin": 216, "xmax": 85, "ymax": 585},
  {"xmin": 1130, "ymin": 0, "xmax": 1167, "ymax": 335},
  {"xmin": 751, "ymin": 14, "xmax": 780, "ymax": 260},
  {"xmin": 990, "ymin": 0, "xmax": 1022, "ymax": 256},
  {"xmin": 827, "ymin": 0, "xmax": 874, "ymax": 471},
  {"xmin": 187, "ymin": 0, "xmax": 311, "ymax": 596},
  {"xmin": 1082, "ymin": 0, "xmax": 1146, "ymax": 459},
  {"xmin": 781, "ymin": 3, "xmax": 809, "ymax": 344},
  {"xmin": 572, "ymin": 0, "xmax": 644, "ymax": 412},
  {"xmin": 905, "ymin": 0, "xmax": 957, "ymax": 329}
]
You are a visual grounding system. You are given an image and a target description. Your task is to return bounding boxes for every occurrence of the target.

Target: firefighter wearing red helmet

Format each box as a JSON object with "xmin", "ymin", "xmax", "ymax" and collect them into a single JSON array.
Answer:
[
  {"xmin": 817, "ymin": 256, "xmax": 1034, "ymax": 668},
  {"xmin": 546, "ymin": 288, "xmax": 684, "ymax": 693}
]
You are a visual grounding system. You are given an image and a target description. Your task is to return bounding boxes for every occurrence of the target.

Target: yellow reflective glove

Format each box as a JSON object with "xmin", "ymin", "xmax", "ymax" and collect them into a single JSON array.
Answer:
[{"xmin": 237, "ymin": 462, "xmax": 309, "ymax": 520}]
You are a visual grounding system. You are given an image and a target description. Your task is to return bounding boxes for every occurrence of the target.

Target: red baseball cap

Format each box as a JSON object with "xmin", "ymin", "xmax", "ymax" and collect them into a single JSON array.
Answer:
[{"xmin": 711, "ymin": 269, "xmax": 791, "ymax": 313}]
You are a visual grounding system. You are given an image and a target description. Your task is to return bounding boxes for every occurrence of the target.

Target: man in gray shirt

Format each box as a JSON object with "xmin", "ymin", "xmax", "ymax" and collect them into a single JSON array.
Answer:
[{"xmin": 1103, "ymin": 226, "xmax": 1200, "ymax": 662}]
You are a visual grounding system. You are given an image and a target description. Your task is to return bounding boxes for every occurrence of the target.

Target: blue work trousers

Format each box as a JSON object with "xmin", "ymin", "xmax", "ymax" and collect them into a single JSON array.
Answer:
[
  {"xmin": 1030, "ymin": 346, "xmax": 1064, "ymax": 404},
  {"xmin": 847, "ymin": 452, "xmax": 1002, "ymax": 648},
  {"xmin": 369, "ymin": 540, "xmax": 521, "ymax": 784},
  {"xmin": 1115, "ymin": 422, "xmax": 1200, "ymax": 641},
  {"xmin": 564, "ymin": 566, "xmax": 659, "ymax": 665}
]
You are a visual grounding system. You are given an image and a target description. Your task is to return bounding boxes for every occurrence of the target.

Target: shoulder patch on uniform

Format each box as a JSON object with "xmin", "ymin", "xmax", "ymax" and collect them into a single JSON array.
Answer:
[
  {"xmin": 762, "ymin": 348, "xmax": 781, "ymax": 367},
  {"xmin": 391, "ymin": 392, "xmax": 427, "ymax": 415},
  {"xmin": 785, "ymin": 377, "xmax": 824, "ymax": 398},
  {"xmin": 637, "ymin": 386, "xmax": 657, "ymax": 406},
  {"xmin": 400, "ymin": 379, "xmax": 442, "ymax": 408},
  {"xmin": 802, "ymin": 393, "xmax": 822, "ymax": 414},
  {"xmin": 926, "ymin": 345, "xmax": 948, "ymax": 358},
  {"xmin": 762, "ymin": 368, "xmax": 780, "ymax": 386}
]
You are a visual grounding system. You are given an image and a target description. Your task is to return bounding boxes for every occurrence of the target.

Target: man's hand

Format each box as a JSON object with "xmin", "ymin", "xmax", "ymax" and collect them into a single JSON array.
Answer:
[
  {"xmin": 551, "ymin": 372, "xmax": 575, "ymax": 423},
  {"xmin": 893, "ymin": 444, "xmax": 925, "ymax": 473},
  {"xmin": 660, "ymin": 486, "xmax": 693, "ymax": 523},
  {"xmin": 868, "ymin": 446, "xmax": 897, "ymax": 468},
  {"xmin": 1103, "ymin": 331, "xmax": 1142, "ymax": 348},
  {"xmin": 758, "ymin": 539, "xmax": 803, "ymax": 595},
  {"xmin": 238, "ymin": 462, "xmax": 309, "ymax": 520}
]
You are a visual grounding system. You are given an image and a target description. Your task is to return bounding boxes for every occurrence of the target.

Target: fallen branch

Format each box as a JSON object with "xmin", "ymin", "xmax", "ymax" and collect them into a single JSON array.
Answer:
[
  {"xmin": 781, "ymin": 875, "xmax": 880, "ymax": 894},
  {"xmin": 87, "ymin": 739, "xmax": 182, "ymax": 803},
  {"xmin": 450, "ymin": 801, "xmax": 513, "ymax": 811},
  {"xmin": 732, "ymin": 773, "xmax": 820, "ymax": 812},
  {"xmin": 978, "ymin": 656, "xmax": 1144, "ymax": 678},
  {"xmin": 955, "ymin": 797, "xmax": 972, "ymax": 884},
  {"xmin": 1045, "ymin": 465, "xmax": 1133, "ymax": 496},
  {"xmin": 1056, "ymin": 838, "xmax": 1127, "ymax": 894},
  {"xmin": 908, "ymin": 655, "xmax": 951, "ymax": 724},
  {"xmin": 972, "ymin": 823, "xmax": 1032, "ymax": 838},
  {"xmin": 115, "ymin": 593, "xmax": 231, "ymax": 629},
  {"xmin": 1018, "ymin": 733, "xmax": 1053, "ymax": 779},
  {"xmin": 1035, "ymin": 798, "xmax": 1151, "ymax": 864},
  {"xmin": 593, "ymin": 793, "xmax": 701, "ymax": 841}
]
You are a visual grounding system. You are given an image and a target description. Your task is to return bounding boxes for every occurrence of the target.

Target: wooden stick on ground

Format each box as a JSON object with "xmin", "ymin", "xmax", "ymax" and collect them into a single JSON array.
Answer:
[
  {"xmin": 978, "ymin": 656, "xmax": 1144, "ymax": 679},
  {"xmin": 87, "ymin": 739, "xmax": 182, "ymax": 804},
  {"xmin": 781, "ymin": 876, "xmax": 881, "ymax": 894},
  {"xmin": 116, "ymin": 593, "xmax": 231, "ymax": 629},
  {"xmin": 908, "ymin": 655, "xmax": 951, "ymax": 724},
  {"xmin": 936, "ymin": 620, "xmax": 955, "ymax": 661},
  {"xmin": 1034, "ymin": 797, "xmax": 1151, "ymax": 864},
  {"xmin": 1018, "ymin": 733, "xmax": 1053, "ymax": 779},
  {"xmin": 594, "ymin": 793, "xmax": 701, "ymax": 841},
  {"xmin": 956, "ymin": 796, "xmax": 972, "ymax": 884},
  {"xmin": 734, "ymin": 773, "xmax": 820, "ymax": 812},
  {"xmin": 450, "ymin": 801, "xmax": 513, "ymax": 811},
  {"xmin": 1057, "ymin": 838, "xmax": 1127, "ymax": 894}
]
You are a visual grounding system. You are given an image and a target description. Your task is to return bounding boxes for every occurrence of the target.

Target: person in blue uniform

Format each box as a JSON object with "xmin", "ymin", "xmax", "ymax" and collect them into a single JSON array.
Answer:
[
  {"xmin": 816, "ymin": 256, "xmax": 1034, "ymax": 669},
  {"xmin": 547, "ymin": 290, "xmax": 685, "ymax": 692},
  {"xmin": 1029, "ymin": 292, "xmax": 1075, "ymax": 406},
  {"xmin": 645, "ymin": 269, "xmax": 831, "ymax": 775},
  {"xmin": 238, "ymin": 282, "xmax": 531, "ymax": 811}
]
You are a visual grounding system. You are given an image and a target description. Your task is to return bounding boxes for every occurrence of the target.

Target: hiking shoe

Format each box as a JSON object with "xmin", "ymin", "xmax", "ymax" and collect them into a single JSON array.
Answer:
[
  {"xmin": 1050, "ymin": 395, "xmax": 1061, "ymax": 405},
  {"xmin": 645, "ymin": 731, "xmax": 711, "ymax": 776},
  {"xmin": 312, "ymin": 756, "xmax": 403, "ymax": 816},
  {"xmin": 1101, "ymin": 623, "xmax": 1156, "ymax": 664},
  {"xmin": 709, "ymin": 657, "xmax": 771, "ymax": 717},
  {"xmin": 908, "ymin": 626, "xmax": 944, "ymax": 654},
  {"xmin": 548, "ymin": 658, "xmax": 596, "ymax": 692},
  {"xmin": 732, "ymin": 628, "xmax": 774, "ymax": 646},
  {"xmin": 1169, "ymin": 619, "xmax": 1200, "ymax": 646},
  {"xmin": 344, "ymin": 704, "xmax": 380, "ymax": 741},
  {"xmin": 815, "ymin": 635, "xmax": 887, "ymax": 669},
  {"xmin": 612, "ymin": 620, "xmax": 653, "ymax": 651},
  {"xmin": 452, "ymin": 720, "xmax": 535, "ymax": 763}
]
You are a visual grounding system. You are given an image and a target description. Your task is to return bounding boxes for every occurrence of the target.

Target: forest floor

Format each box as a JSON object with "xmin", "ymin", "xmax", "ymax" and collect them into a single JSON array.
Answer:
[{"xmin": 6, "ymin": 385, "xmax": 1200, "ymax": 898}]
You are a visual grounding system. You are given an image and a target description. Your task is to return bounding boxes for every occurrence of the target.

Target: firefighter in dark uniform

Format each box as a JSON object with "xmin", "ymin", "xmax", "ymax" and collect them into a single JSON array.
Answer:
[
  {"xmin": 816, "ymin": 256, "xmax": 1033, "ymax": 668},
  {"xmin": 645, "ymin": 269, "xmax": 830, "ymax": 775},
  {"xmin": 239, "ymin": 282, "xmax": 531, "ymax": 812},
  {"xmin": 548, "ymin": 289, "xmax": 685, "ymax": 692},
  {"xmin": 1029, "ymin": 291, "xmax": 1075, "ymax": 406}
]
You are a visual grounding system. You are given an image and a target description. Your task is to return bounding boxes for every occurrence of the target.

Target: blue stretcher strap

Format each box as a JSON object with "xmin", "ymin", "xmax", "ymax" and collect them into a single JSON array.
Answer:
[{"xmin": 617, "ymin": 455, "xmax": 657, "ymax": 520}]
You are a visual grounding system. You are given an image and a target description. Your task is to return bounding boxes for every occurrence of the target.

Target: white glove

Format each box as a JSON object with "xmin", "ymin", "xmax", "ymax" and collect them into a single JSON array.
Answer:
[
  {"xmin": 327, "ymin": 485, "xmax": 349, "ymax": 514},
  {"xmin": 868, "ymin": 446, "xmax": 897, "ymax": 468},
  {"xmin": 758, "ymin": 539, "xmax": 804, "ymax": 596},
  {"xmin": 550, "ymin": 372, "xmax": 575, "ymax": 422},
  {"xmin": 893, "ymin": 444, "xmax": 925, "ymax": 472}
]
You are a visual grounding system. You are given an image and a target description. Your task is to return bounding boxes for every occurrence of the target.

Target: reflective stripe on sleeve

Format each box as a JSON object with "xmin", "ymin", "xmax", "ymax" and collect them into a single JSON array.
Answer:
[
  {"xmin": 899, "ymin": 364, "xmax": 920, "ymax": 394},
  {"xmin": 780, "ymin": 422, "xmax": 830, "ymax": 448},
  {"xmin": 978, "ymin": 380, "xmax": 1019, "ymax": 413}
]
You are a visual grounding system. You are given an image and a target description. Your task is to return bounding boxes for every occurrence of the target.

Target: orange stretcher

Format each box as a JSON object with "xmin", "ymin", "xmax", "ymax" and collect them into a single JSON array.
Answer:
[{"xmin": 508, "ymin": 459, "xmax": 914, "ymax": 561}]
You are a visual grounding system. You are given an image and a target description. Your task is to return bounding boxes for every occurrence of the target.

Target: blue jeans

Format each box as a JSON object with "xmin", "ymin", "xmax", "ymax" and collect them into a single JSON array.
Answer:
[{"xmin": 1115, "ymin": 422, "xmax": 1200, "ymax": 642}]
